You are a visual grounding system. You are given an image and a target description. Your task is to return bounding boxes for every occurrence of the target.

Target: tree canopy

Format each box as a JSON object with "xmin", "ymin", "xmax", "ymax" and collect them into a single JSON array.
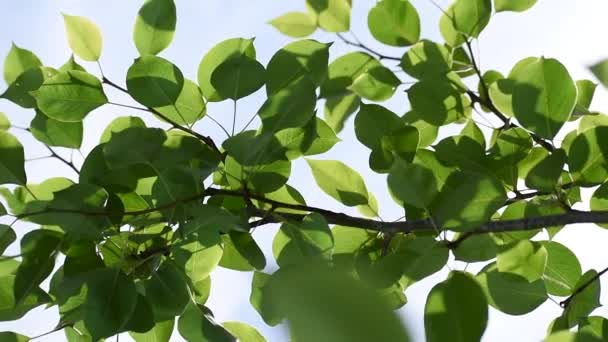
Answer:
[{"xmin": 1, "ymin": 0, "xmax": 608, "ymax": 341}]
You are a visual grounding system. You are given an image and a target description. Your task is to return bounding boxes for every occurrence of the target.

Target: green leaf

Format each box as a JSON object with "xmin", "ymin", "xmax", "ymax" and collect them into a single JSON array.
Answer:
[
  {"xmin": 573, "ymin": 80, "xmax": 597, "ymax": 117},
  {"xmin": 306, "ymin": 0, "xmax": 352, "ymax": 32},
  {"xmin": 222, "ymin": 321, "xmax": 266, "ymax": 342},
  {"xmin": 476, "ymin": 263, "xmax": 547, "ymax": 315},
  {"xmin": 591, "ymin": 181, "xmax": 608, "ymax": 229},
  {"xmin": 354, "ymin": 104, "xmax": 402, "ymax": 151},
  {"xmin": 197, "ymin": 38, "xmax": 256, "ymax": 102},
  {"xmin": 130, "ymin": 319, "xmax": 174, "ymax": 342},
  {"xmin": 59, "ymin": 54, "xmax": 86, "ymax": 72},
  {"xmin": 541, "ymin": 241, "xmax": 582, "ymax": 296},
  {"xmin": 495, "ymin": 0, "xmax": 538, "ymax": 12},
  {"xmin": 250, "ymin": 271, "xmax": 281, "ymax": 326},
  {"xmin": 0, "ymin": 332, "xmax": 29, "ymax": 341},
  {"xmin": 265, "ymin": 39, "xmax": 329, "ymax": 96},
  {"xmin": 30, "ymin": 110, "xmax": 83, "ymax": 148},
  {"xmin": 579, "ymin": 316, "xmax": 608, "ymax": 340},
  {"xmin": 511, "ymin": 57, "xmax": 577, "ymax": 139},
  {"xmin": 304, "ymin": 118, "xmax": 340, "ymax": 156},
  {"xmin": 350, "ymin": 65, "xmax": 400, "ymax": 101},
  {"xmin": 269, "ymin": 12, "xmax": 316, "ymax": 38},
  {"xmin": 306, "ymin": 159, "xmax": 369, "ymax": 206},
  {"xmin": 324, "ymin": 93, "xmax": 360, "ymax": 133},
  {"xmin": 0, "ymin": 112, "xmax": 9, "ymax": 130},
  {"xmin": 3, "ymin": 43, "xmax": 41, "ymax": 85},
  {"xmin": 100, "ymin": 116, "xmax": 146, "ymax": 143},
  {"xmin": 430, "ymin": 171, "xmax": 506, "ymax": 232},
  {"xmin": 134, "ymin": 0, "xmax": 177, "ymax": 56},
  {"xmin": 320, "ymin": 52, "xmax": 381, "ymax": 98},
  {"xmin": 258, "ymin": 77, "xmax": 316, "ymax": 133},
  {"xmin": 368, "ymin": 0, "xmax": 420, "ymax": 46},
  {"xmin": 0, "ymin": 275, "xmax": 50, "ymax": 321},
  {"xmin": 440, "ymin": 0, "xmax": 492, "ymax": 42},
  {"xmin": 32, "ymin": 70, "xmax": 107, "ymax": 122},
  {"xmin": 263, "ymin": 262, "xmax": 409, "ymax": 341},
  {"xmin": 590, "ymin": 59, "xmax": 608, "ymax": 88},
  {"xmin": 564, "ymin": 270, "xmax": 601, "ymax": 326},
  {"xmin": 154, "ymin": 79, "xmax": 206, "ymax": 125},
  {"xmin": 219, "ymin": 231, "xmax": 266, "ymax": 271},
  {"xmin": 452, "ymin": 233, "xmax": 497, "ymax": 262},
  {"xmin": 57, "ymin": 268, "xmax": 138, "ymax": 340},
  {"xmin": 545, "ymin": 331, "xmax": 604, "ymax": 342},
  {"xmin": 398, "ymin": 236, "xmax": 449, "ymax": 287},
  {"xmin": 424, "ymin": 271, "xmax": 487, "ymax": 342},
  {"xmin": 143, "ymin": 262, "xmax": 190, "ymax": 322},
  {"xmin": 1, "ymin": 67, "xmax": 57, "ymax": 109},
  {"xmin": 0, "ymin": 131, "xmax": 26, "ymax": 185},
  {"xmin": 401, "ymin": 110, "xmax": 438, "ymax": 147},
  {"xmin": 103, "ymin": 127, "xmax": 166, "ymax": 168},
  {"xmin": 178, "ymin": 303, "xmax": 236, "ymax": 342},
  {"xmin": 211, "ymin": 54, "xmax": 265, "ymax": 100},
  {"xmin": 172, "ymin": 228, "xmax": 223, "ymax": 283},
  {"xmin": 523, "ymin": 148, "xmax": 566, "ymax": 191},
  {"xmin": 127, "ymin": 55, "xmax": 184, "ymax": 108},
  {"xmin": 14, "ymin": 229, "xmax": 62, "ymax": 307},
  {"xmin": 400, "ymin": 40, "xmax": 451, "ymax": 80},
  {"xmin": 272, "ymin": 213, "xmax": 333, "ymax": 267},
  {"xmin": 407, "ymin": 79, "xmax": 471, "ymax": 126},
  {"xmin": 0, "ymin": 225, "xmax": 15, "ymax": 254},
  {"xmin": 388, "ymin": 160, "xmax": 437, "ymax": 209},
  {"xmin": 497, "ymin": 240, "xmax": 547, "ymax": 282},
  {"xmin": 62, "ymin": 14, "xmax": 103, "ymax": 61},
  {"xmin": 568, "ymin": 126, "xmax": 608, "ymax": 186}
]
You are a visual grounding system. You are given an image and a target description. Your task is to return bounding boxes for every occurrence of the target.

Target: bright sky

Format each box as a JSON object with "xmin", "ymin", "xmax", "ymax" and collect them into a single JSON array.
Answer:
[{"xmin": 1, "ymin": 1, "xmax": 608, "ymax": 341}]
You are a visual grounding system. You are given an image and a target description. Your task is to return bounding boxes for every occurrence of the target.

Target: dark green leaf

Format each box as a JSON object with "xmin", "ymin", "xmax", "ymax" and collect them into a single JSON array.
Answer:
[
  {"xmin": 0, "ymin": 131, "xmax": 26, "ymax": 185},
  {"xmin": 424, "ymin": 271, "xmax": 487, "ymax": 342},
  {"xmin": 127, "ymin": 55, "xmax": 184, "ymax": 108},
  {"xmin": 219, "ymin": 231, "xmax": 266, "ymax": 271},
  {"xmin": 476, "ymin": 263, "xmax": 547, "ymax": 315},
  {"xmin": 178, "ymin": 303, "xmax": 236, "ymax": 342},
  {"xmin": 134, "ymin": 0, "xmax": 177, "ymax": 56},
  {"xmin": 211, "ymin": 54, "xmax": 265, "ymax": 100},
  {"xmin": 197, "ymin": 38, "xmax": 256, "ymax": 102},
  {"xmin": 400, "ymin": 40, "xmax": 451, "ymax": 79},
  {"xmin": 130, "ymin": 319, "xmax": 174, "ymax": 342}
]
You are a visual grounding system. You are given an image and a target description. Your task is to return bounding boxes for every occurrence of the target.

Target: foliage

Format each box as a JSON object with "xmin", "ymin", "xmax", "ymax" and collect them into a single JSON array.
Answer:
[{"xmin": 0, "ymin": 0, "xmax": 608, "ymax": 341}]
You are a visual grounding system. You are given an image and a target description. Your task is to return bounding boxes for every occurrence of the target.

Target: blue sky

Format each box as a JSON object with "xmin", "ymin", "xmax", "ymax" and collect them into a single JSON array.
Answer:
[{"xmin": 1, "ymin": 1, "xmax": 608, "ymax": 341}]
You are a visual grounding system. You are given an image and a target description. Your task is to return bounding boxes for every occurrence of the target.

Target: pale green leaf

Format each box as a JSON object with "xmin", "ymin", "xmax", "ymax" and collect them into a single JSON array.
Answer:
[{"xmin": 62, "ymin": 14, "xmax": 103, "ymax": 61}]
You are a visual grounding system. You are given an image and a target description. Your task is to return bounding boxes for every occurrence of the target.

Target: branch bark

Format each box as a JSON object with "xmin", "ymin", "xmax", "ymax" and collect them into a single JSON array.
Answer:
[{"xmin": 13, "ymin": 186, "xmax": 608, "ymax": 236}]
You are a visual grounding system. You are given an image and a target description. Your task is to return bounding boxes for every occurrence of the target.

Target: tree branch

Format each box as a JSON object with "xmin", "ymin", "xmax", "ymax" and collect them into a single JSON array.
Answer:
[
  {"xmin": 14, "ymin": 186, "xmax": 608, "ymax": 237},
  {"xmin": 463, "ymin": 40, "xmax": 555, "ymax": 152},
  {"xmin": 560, "ymin": 265, "xmax": 608, "ymax": 308},
  {"xmin": 101, "ymin": 76, "xmax": 225, "ymax": 160}
]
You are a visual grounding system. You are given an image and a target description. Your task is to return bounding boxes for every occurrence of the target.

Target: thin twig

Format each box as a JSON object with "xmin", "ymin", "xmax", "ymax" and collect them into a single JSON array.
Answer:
[
  {"xmin": 336, "ymin": 33, "xmax": 401, "ymax": 61},
  {"xmin": 44, "ymin": 145, "xmax": 79, "ymax": 175},
  {"xmin": 102, "ymin": 76, "xmax": 224, "ymax": 160}
]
